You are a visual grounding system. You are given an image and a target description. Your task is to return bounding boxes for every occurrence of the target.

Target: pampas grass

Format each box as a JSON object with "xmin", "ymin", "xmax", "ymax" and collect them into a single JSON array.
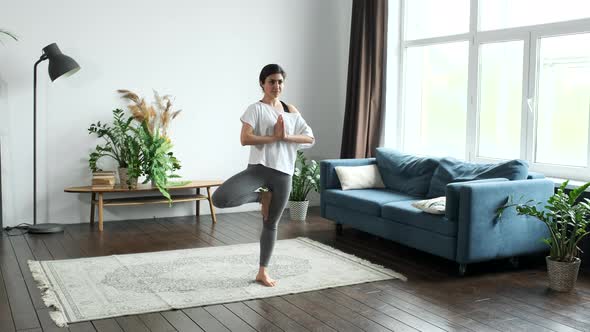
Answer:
[{"xmin": 118, "ymin": 89, "xmax": 182, "ymax": 137}]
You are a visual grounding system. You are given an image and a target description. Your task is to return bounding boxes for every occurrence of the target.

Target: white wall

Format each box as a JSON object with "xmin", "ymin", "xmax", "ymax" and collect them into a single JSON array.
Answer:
[{"xmin": 0, "ymin": 0, "xmax": 351, "ymax": 226}]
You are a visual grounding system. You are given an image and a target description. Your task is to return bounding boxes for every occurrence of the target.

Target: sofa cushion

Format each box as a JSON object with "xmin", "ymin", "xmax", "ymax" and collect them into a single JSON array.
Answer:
[
  {"xmin": 323, "ymin": 189, "xmax": 418, "ymax": 217},
  {"xmin": 375, "ymin": 148, "xmax": 440, "ymax": 197},
  {"xmin": 412, "ymin": 196, "xmax": 446, "ymax": 215},
  {"xmin": 381, "ymin": 200, "xmax": 458, "ymax": 236},
  {"xmin": 426, "ymin": 158, "xmax": 528, "ymax": 198},
  {"xmin": 335, "ymin": 164, "xmax": 385, "ymax": 190}
]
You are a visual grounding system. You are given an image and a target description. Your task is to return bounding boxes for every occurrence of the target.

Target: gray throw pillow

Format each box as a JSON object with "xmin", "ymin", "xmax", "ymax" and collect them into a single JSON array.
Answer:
[
  {"xmin": 426, "ymin": 158, "xmax": 529, "ymax": 198},
  {"xmin": 375, "ymin": 148, "xmax": 440, "ymax": 197}
]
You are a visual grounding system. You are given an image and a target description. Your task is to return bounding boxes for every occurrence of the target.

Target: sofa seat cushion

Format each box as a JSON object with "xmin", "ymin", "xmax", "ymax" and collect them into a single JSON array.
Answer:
[
  {"xmin": 323, "ymin": 189, "xmax": 418, "ymax": 217},
  {"xmin": 381, "ymin": 200, "xmax": 458, "ymax": 236}
]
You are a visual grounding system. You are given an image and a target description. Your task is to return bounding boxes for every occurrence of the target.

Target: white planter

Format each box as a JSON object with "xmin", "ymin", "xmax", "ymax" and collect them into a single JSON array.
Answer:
[{"xmin": 289, "ymin": 200, "xmax": 309, "ymax": 221}]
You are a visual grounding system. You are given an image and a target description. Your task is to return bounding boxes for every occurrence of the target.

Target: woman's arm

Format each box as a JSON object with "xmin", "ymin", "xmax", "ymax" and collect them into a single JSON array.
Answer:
[
  {"xmin": 285, "ymin": 104, "xmax": 315, "ymax": 145},
  {"xmin": 285, "ymin": 134, "xmax": 315, "ymax": 144},
  {"xmin": 240, "ymin": 121, "xmax": 282, "ymax": 146}
]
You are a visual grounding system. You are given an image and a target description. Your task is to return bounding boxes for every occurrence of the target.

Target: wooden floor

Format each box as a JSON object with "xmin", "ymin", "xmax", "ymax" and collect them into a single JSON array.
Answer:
[{"xmin": 2, "ymin": 207, "xmax": 590, "ymax": 332}]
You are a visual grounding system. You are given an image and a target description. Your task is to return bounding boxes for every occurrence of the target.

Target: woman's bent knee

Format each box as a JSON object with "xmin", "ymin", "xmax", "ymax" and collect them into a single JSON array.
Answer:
[{"xmin": 211, "ymin": 190, "xmax": 227, "ymax": 208}]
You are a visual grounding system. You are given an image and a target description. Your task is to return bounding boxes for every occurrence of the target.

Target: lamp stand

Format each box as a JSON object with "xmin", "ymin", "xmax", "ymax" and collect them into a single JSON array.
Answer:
[{"xmin": 30, "ymin": 54, "xmax": 63, "ymax": 234}]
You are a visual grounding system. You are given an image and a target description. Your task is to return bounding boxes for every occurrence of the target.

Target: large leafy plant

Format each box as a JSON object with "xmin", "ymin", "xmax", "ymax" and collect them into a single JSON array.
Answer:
[
  {"xmin": 118, "ymin": 89, "xmax": 182, "ymax": 201},
  {"xmin": 497, "ymin": 181, "xmax": 590, "ymax": 263},
  {"xmin": 289, "ymin": 151, "xmax": 320, "ymax": 202},
  {"xmin": 88, "ymin": 109, "xmax": 142, "ymax": 184}
]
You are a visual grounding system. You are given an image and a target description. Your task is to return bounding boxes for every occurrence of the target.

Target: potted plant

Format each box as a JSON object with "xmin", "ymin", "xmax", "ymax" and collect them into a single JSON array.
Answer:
[
  {"xmin": 88, "ymin": 109, "xmax": 142, "ymax": 188},
  {"xmin": 118, "ymin": 89, "xmax": 182, "ymax": 201},
  {"xmin": 497, "ymin": 180, "xmax": 590, "ymax": 292},
  {"xmin": 289, "ymin": 151, "xmax": 320, "ymax": 221}
]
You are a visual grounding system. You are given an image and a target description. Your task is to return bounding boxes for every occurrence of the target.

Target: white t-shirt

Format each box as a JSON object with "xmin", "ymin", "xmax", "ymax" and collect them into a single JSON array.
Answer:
[{"xmin": 240, "ymin": 101, "xmax": 315, "ymax": 175}]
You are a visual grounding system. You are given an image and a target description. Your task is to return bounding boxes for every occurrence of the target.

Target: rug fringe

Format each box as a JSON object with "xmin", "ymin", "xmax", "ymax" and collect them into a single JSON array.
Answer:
[
  {"xmin": 28, "ymin": 260, "xmax": 68, "ymax": 327},
  {"xmin": 295, "ymin": 237, "xmax": 407, "ymax": 281}
]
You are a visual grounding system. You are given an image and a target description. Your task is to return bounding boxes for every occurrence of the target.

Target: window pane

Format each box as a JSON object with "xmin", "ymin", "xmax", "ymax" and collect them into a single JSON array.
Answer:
[
  {"xmin": 405, "ymin": 0, "xmax": 469, "ymax": 40},
  {"xmin": 478, "ymin": 41, "xmax": 524, "ymax": 159},
  {"xmin": 403, "ymin": 42, "xmax": 468, "ymax": 158},
  {"xmin": 480, "ymin": 0, "xmax": 590, "ymax": 31},
  {"xmin": 535, "ymin": 33, "xmax": 590, "ymax": 167}
]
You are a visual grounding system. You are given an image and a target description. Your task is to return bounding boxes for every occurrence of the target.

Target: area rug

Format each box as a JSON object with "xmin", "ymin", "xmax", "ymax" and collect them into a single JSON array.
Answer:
[{"xmin": 28, "ymin": 237, "xmax": 405, "ymax": 327}]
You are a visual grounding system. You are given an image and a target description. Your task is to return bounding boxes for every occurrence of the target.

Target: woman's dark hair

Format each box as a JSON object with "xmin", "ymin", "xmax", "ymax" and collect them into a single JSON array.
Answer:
[{"xmin": 259, "ymin": 64, "xmax": 286, "ymax": 84}]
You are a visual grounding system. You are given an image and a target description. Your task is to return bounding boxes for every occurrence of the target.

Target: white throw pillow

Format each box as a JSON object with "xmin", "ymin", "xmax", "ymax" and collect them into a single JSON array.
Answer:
[
  {"xmin": 334, "ymin": 165, "xmax": 386, "ymax": 190},
  {"xmin": 412, "ymin": 197, "xmax": 446, "ymax": 215}
]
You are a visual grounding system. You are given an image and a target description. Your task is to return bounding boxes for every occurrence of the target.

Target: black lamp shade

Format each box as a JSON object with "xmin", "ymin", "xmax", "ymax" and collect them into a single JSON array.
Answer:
[{"xmin": 42, "ymin": 43, "xmax": 80, "ymax": 81}]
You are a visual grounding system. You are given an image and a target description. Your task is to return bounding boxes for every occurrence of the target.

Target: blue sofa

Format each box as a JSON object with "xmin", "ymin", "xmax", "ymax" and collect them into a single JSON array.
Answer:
[{"xmin": 320, "ymin": 148, "xmax": 553, "ymax": 274}]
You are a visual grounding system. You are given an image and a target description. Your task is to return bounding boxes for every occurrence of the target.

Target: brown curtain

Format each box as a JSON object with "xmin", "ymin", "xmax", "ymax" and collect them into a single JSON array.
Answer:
[{"xmin": 340, "ymin": 0, "xmax": 388, "ymax": 159}]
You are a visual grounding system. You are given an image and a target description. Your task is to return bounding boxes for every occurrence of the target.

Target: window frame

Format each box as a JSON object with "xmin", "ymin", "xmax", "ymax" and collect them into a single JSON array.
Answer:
[{"xmin": 396, "ymin": 0, "xmax": 590, "ymax": 181}]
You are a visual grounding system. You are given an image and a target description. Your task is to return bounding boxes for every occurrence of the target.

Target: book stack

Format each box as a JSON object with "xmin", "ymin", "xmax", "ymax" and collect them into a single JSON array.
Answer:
[{"xmin": 92, "ymin": 171, "xmax": 116, "ymax": 189}]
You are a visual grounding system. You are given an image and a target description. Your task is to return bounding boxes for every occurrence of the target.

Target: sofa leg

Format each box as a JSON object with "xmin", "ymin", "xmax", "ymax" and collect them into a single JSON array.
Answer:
[
  {"xmin": 336, "ymin": 223, "xmax": 343, "ymax": 235},
  {"xmin": 458, "ymin": 264, "xmax": 467, "ymax": 276},
  {"xmin": 508, "ymin": 256, "xmax": 519, "ymax": 268}
]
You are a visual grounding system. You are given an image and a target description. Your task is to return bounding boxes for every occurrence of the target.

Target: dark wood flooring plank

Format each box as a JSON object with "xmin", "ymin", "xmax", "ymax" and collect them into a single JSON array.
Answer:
[
  {"xmin": 0, "ymin": 234, "xmax": 40, "ymax": 330},
  {"xmin": 223, "ymin": 302, "xmax": 282, "ymax": 332},
  {"xmin": 354, "ymin": 282, "xmax": 475, "ymax": 331},
  {"xmin": 23, "ymin": 235, "xmax": 53, "ymax": 261},
  {"xmin": 160, "ymin": 310, "xmax": 204, "ymax": 332},
  {"xmin": 183, "ymin": 307, "xmax": 230, "ymax": 332},
  {"xmin": 92, "ymin": 318, "xmax": 123, "ymax": 332},
  {"xmin": 138, "ymin": 312, "xmax": 177, "ymax": 331},
  {"xmin": 68, "ymin": 321, "xmax": 97, "ymax": 332},
  {"xmin": 319, "ymin": 289, "xmax": 418, "ymax": 332},
  {"xmin": 336, "ymin": 285, "xmax": 447, "ymax": 332},
  {"xmin": 36, "ymin": 308, "xmax": 69, "ymax": 332},
  {"xmin": 370, "ymin": 281, "xmax": 501, "ymax": 332},
  {"xmin": 299, "ymin": 292, "xmax": 392, "ymax": 332},
  {"xmin": 204, "ymin": 304, "xmax": 256, "ymax": 332},
  {"xmin": 243, "ymin": 299, "xmax": 309, "ymax": 332},
  {"xmin": 494, "ymin": 294, "xmax": 590, "ymax": 331},
  {"xmin": 282, "ymin": 294, "xmax": 364, "ymax": 332},
  {"xmin": 8, "ymin": 236, "xmax": 45, "ymax": 310},
  {"xmin": 115, "ymin": 316, "xmax": 150, "ymax": 332},
  {"xmin": 262, "ymin": 297, "xmax": 336, "ymax": 332}
]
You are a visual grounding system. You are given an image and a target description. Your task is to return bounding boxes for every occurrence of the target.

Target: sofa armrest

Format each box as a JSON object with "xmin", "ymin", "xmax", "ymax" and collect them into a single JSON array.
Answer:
[
  {"xmin": 320, "ymin": 158, "xmax": 376, "ymax": 217},
  {"xmin": 454, "ymin": 179, "xmax": 553, "ymax": 264},
  {"xmin": 446, "ymin": 178, "xmax": 509, "ymax": 221}
]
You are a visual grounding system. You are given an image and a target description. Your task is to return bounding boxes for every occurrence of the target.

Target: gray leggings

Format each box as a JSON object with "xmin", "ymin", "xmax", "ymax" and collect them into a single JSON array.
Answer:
[{"xmin": 211, "ymin": 164, "xmax": 292, "ymax": 267}]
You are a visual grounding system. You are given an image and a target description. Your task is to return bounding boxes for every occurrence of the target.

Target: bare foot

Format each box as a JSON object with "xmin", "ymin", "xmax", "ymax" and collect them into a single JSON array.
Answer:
[
  {"xmin": 260, "ymin": 191, "xmax": 272, "ymax": 221},
  {"xmin": 255, "ymin": 271, "xmax": 277, "ymax": 287}
]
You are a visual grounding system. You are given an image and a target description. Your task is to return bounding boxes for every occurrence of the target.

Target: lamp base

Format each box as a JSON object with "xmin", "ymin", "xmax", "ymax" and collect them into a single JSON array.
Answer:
[{"xmin": 27, "ymin": 223, "xmax": 64, "ymax": 234}]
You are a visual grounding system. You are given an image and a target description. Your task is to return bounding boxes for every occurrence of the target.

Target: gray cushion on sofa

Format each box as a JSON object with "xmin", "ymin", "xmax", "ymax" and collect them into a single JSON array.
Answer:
[
  {"xmin": 375, "ymin": 148, "xmax": 439, "ymax": 197},
  {"xmin": 323, "ymin": 188, "xmax": 418, "ymax": 217},
  {"xmin": 426, "ymin": 158, "xmax": 529, "ymax": 198}
]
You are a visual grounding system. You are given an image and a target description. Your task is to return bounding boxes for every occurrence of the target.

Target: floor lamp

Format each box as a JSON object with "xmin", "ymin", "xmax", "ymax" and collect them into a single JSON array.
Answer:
[{"xmin": 29, "ymin": 43, "xmax": 80, "ymax": 234}]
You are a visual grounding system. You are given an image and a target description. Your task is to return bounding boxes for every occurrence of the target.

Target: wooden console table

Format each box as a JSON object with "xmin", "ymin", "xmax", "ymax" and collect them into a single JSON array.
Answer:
[{"xmin": 65, "ymin": 180, "xmax": 223, "ymax": 232}]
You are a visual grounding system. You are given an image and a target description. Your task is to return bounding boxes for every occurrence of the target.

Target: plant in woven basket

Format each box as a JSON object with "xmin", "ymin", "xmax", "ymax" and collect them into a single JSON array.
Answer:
[
  {"xmin": 118, "ymin": 89, "xmax": 182, "ymax": 201},
  {"xmin": 497, "ymin": 180, "xmax": 590, "ymax": 291},
  {"xmin": 497, "ymin": 181, "xmax": 590, "ymax": 263},
  {"xmin": 289, "ymin": 151, "xmax": 320, "ymax": 202}
]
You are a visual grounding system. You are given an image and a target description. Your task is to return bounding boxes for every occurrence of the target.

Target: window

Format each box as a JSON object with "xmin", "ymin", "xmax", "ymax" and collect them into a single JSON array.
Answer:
[{"xmin": 394, "ymin": 0, "xmax": 590, "ymax": 180}]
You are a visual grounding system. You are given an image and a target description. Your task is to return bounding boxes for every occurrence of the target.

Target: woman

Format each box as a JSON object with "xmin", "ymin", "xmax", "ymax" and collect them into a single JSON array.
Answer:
[{"xmin": 212, "ymin": 64, "xmax": 315, "ymax": 287}]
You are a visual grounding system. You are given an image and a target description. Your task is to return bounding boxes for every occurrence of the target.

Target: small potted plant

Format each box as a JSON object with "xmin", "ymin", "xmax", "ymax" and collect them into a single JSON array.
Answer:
[
  {"xmin": 289, "ymin": 151, "xmax": 320, "ymax": 221},
  {"xmin": 88, "ymin": 109, "xmax": 142, "ymax": 188},
  {"xmin": 497, "ymin": 181, "xmax": 590, "ymax": 292}
]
